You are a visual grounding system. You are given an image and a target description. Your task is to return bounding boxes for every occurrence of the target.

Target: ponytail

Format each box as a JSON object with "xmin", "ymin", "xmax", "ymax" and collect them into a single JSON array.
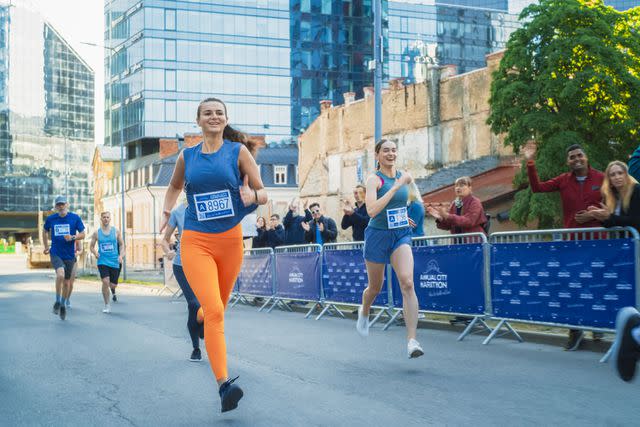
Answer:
[{"xmin": 197, "ymin": 97, "xmax": 259, "ymax": 158}]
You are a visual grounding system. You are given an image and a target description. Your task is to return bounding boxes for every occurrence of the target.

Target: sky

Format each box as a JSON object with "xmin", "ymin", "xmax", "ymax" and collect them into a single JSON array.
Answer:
[{"xmin": 30, "ymin": 0, "xmax": 105, "ymax": 145}]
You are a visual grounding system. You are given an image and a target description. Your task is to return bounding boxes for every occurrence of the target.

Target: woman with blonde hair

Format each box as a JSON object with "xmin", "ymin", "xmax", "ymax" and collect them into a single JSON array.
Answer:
[{"xmin": 585, "ymin": 161, "xmax": 640, "ymax": 232}]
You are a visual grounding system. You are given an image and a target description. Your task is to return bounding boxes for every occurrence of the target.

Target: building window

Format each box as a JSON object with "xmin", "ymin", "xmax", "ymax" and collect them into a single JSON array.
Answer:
[
  {"xmin": 126, "ymin": 211, "xmax": 133, "ymax": 229},
  {"xmin": 165, "ymin": 39, "xmax": 176, "ymax": 60},
  {"xmin": 274, "ymin": 165, "xmax": 287, "ymax": 185},
  {"xmin": 295, "ymin": 165, "xmax": 299, "ymax": 185},
  {"xmin": 165, "ymin": 69, "xmax": 176, "ymax": 91},
  {"xmin": 165, "ymin": 9, "xmax": 176, "ymax": 30},
  {"xmin": 165, "ymin": 100, "xmax": 176, "ymax": 121}
]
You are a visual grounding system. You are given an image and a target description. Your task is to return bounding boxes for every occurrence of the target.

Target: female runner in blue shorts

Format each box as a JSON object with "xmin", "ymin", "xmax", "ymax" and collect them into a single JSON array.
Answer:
[{"xmin": 357, "ymin": 139, "xmax": 424, "ymax": 358}]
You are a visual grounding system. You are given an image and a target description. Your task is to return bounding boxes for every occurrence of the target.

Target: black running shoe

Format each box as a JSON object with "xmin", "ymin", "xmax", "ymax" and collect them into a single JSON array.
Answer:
[
  {"xmin": 219, "ymin": 376, "xmax": 243, "ymax": 413},
  {"xmin": 189, "ymin": 348, "xmax": 202, "ymax": 362},
  {"xmin": 613, "ymin": 307, "xmax": 640, "ymax": 382},
  {"xmin": 53, "ymin": 302, "xmax": 60, "ymax": 315},
  {"xmin": 564, "ymin": 329, "xmax": 584, "ymax": 351},
  {"xmin": 59, "ymin": 305, "xmax": 66, "ymax": 320},
  {"xmin": 199, "ymin": 323, "xmax": 204, "ymax": 340},
  {"xmin": 112, "ymin": 294, "xmax": 117, "ymax": 302}
]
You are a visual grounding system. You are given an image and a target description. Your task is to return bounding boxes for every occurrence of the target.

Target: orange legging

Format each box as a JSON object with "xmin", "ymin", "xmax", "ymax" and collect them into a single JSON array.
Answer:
[{"xmin": 180, "ymin": 224, "xmax": 244, "ymax": 381}]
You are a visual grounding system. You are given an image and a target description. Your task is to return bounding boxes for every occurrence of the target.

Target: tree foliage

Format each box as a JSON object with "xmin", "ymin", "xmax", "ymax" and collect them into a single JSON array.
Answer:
[{"xmin": 487, "ymin": 0, "xmax": 640, "ymax": 228}]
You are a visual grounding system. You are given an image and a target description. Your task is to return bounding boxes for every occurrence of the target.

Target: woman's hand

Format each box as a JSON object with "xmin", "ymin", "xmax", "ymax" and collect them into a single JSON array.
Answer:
[
  {"xmin": 159, "ymin": 210, "xmax": 171, "ymax": 233},
  {"xmin": 426, "ymin": 206, "xmax": 442, "ymax": 220},
  {"xmin": 239, "ymin": 175, "xmax": 257, "ymax": 207}
]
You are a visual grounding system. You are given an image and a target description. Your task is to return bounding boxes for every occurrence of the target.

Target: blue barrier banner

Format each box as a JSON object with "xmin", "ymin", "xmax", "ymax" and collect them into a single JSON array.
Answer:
[
  {"xmin": 322, "ymin": 249, "xmax": 389, "ymax": 306},
  {"xmin": 392, "ymin": 244, "xmax": 485, "ymax": 315},
  {"xmin": 275, "ymin": 252, "xmax": 321, "ymax": 301},
  {"xmin": 237, "ymin": 253, "xmax": 273, "ymax": 297},
  {"xmin": 491, "ymin": 239, "xmax": 637, "ymax": 328}
]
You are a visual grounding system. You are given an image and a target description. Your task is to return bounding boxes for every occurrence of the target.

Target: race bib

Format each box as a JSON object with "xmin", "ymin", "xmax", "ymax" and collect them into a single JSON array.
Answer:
[
  {"xmin": 194, "ymin": 190, "xmax": 235, "ymax": 221},
  {"xmin": 100, "ymin": 242, "xmax": 116, "ymax": 253},
  {"xmin": 386, "ymin": 207, "xmax": 409, "ymax": 229},
  {"xmin": 54, "ymin": 224, "xmax": 70, "ymax": 236}
]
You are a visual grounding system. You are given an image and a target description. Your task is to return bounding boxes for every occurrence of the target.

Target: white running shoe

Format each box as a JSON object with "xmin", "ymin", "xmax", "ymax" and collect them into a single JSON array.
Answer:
[
  {"xmin": 102, "ymin": 305, "xmax": 111, "ymax": 314},
  {"xmin": 407, "ymin": 338, "xmax": 424, "ymax": 359},
  {"xmin": 356, "ymin": 306, "xmax": 369, "ymax": 337}
]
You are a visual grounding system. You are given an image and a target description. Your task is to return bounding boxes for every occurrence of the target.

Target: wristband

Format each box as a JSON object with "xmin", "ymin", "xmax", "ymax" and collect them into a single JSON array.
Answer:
[{"xmin": 253, "ymin": 188, "xmax": 258, "ymax": 203}]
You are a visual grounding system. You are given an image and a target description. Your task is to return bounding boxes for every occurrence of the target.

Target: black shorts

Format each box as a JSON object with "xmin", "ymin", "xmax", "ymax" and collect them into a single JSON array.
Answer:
[
  {"xmin": 98, "ymin": 264, "xmax": 121, "ymax": 285},
  {"xmin": 51, "ymin": 255, "xmax": 76, "ymax": 280}
]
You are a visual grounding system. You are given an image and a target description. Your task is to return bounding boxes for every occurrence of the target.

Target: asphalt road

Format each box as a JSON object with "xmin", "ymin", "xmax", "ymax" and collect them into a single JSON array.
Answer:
[{"xmin": 0, "ymin": 254, "xmax": 637, "ymax": 426}]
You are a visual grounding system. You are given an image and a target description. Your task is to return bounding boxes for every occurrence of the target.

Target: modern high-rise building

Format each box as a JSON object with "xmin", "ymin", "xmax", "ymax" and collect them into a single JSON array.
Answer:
[
  {"xmin": 607, "ymin": 0, "xmax": 640, "ymax": 9},
  {"xmin": 289, "ymin": 0, "xmax": 378, "ymax": 134},
  {"xmin": 104, "ymin": 0, "xmax": 292, "ymax": 156},
  {"xmin": 0, "ymin": 2, "xmax": 95, "ymax": 234},
  {"xmin": 388, "ymin": 1, "xmax": 521, "ymax": 81}
]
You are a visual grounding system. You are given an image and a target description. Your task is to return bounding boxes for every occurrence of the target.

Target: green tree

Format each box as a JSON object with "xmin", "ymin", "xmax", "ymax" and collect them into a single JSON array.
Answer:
[{"xmin": 487, "ymin": 0, "xmax": 640, "ymax": 228}]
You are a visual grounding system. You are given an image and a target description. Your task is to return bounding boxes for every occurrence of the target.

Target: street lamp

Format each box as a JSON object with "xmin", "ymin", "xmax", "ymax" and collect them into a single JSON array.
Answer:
[{"xmin": 81, "ymin": 41, "xmax": 127, "ymax": 280}]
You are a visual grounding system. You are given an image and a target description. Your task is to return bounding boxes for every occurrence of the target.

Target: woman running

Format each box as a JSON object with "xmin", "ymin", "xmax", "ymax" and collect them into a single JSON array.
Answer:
[
  {"xmin": 161, "ymin": 98, "xmax": 267, "ymax": 413},
  {"xmin": 161, "ymin": 196, "xmax": 204, "ymax": 362},
  {"xmin": 357, "ymin": 139, "xmax": 424, "ymax": 359}
]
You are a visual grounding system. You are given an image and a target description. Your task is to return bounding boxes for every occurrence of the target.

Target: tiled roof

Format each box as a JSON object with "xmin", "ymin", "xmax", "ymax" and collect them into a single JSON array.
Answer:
[
  {"xmin": 256, "ymin": 145, "xmax": 298, "ymax": 165},
  {"xmin": 151, "ymin": 153, "xmax": 178, "ymax": 186},
  {"xmin": 97, "ymin": 145, "xmax": 122, "ymax": 162},
  {"xmin": 415, "ymin": 156, "xmax": 501, "ymax": 195},
  {"xmin": 421, "ymin": 163, "xmax": 520, "ymax": 206}
]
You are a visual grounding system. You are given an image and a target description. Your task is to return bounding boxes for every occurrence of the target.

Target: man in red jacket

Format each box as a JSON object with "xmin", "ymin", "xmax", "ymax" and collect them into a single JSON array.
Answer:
[{"xmin": 526, "ymin": 144, "xmax": 604, "ymax": 351}]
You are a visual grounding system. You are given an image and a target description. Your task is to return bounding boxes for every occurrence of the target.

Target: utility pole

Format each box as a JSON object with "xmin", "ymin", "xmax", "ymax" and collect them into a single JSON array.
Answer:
[{"xmin": 373, "ymin": 0, "xmax": 383, "ymax": 143}]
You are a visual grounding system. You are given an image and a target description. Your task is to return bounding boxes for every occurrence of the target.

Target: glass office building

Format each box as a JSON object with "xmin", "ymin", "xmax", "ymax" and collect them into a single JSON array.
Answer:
[
  {"xmin": 290, "ymin": 0, "xmax": 379, "ymax": 135},
  {"xmin": 388, "ymin": 1, "xmax": 522, "ymax": 80},
  {"xmin": 0, "ymin": 2, "xmax": 95, "ymax": 217},
  {"xmin": 608, "ymin": 0, "xmax": 640, "ymax": 9},
  {"xmin": 104, "ymin": 0, "xmax": 292, "ymax": 157}
]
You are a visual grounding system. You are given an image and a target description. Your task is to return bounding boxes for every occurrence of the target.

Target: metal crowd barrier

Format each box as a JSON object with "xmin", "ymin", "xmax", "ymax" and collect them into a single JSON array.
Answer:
[
  {"xmin": 226, "ymin": 227, "xmax": 639, "ymax": 360},
  {"xmin": 271, "ymin": 244, "xmax": 327, "ymax": 318},
  {"xmin": 231, "ymin": 247, "xmax": 275, "ymax": 311},
  {"xmin": 487, "ymin": 227, "xmax": 640, "ymax": 362},
  {"xmin": 383, "ymin": 233, "xmax": 493, "ymax": 341},
  {"xmin": 321, "ymin": 242, "xmax": 392, "ymax": 325}
]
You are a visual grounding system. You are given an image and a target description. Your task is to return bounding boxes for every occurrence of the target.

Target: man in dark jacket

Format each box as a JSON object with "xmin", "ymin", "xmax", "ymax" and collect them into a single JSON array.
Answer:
[
  {"xmin": 283, "ymin": 198, "xmax": 312, "ymax": 245},
  {"xmin": 341, "ymin": 184, "xmax": 369, "ymax": 241},
  {"xmin": 264, "ymin": 214, "xmax": 285, "ymax": 249},
  {"xmin": 525, "ymin": 143, "xmax": 604, "ymax": 351},
  {"xmin": 302, "ymin": 203, "xmax": 337, "ymax": 245}
]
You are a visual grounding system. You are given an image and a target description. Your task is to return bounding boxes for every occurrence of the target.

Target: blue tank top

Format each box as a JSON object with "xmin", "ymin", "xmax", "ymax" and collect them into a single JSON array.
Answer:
[
  {"xmin": 183, "ymin": 140, "xmax": 256, "ymax": 233},
  {"xmin": 368, "ymin": 170, "xmax": 410, "ymax": 230},
  {"xmin": 97, "ymin": 227, "xmax": 120, "ymax": 268}
]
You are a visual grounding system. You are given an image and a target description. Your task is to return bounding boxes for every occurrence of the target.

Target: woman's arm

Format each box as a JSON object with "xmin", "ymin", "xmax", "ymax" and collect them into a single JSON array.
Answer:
[
  {"xmin": 238, "ymin": 145, "xmax": 268, "ymax": 206},
  {"xmin": 365, "ymin": 171, "xmax": 412, "ymax": 218},
  {"xmin": 161, "ymin": 152, "xmax": 185, "ymax": 231}
]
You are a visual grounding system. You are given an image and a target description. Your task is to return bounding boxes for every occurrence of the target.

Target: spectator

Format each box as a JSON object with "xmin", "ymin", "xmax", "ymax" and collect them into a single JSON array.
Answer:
[
  {"xmin": 264, "ymin": 214, "xmax": 285, "ymax": 248},
  {"xmin": 525, "ymin": 144, "xmax": 604, "ymax": 229},
  {"xmin": 427, "ymin": 176, "xmax": 487, "ymax": 234},
  {"xmin": 252, "ymin": 216, "xmax": 267, "ymax": 248},
  {"xmin": 585, "ymin": 161, "xmax": 640, "ymax": 233},
  {"xmin": 341, "ymin": 185, "xmax": 369, "ymax": 241},
  {"xmin": 407, "ymin": 182, "xmax": 425, "ymax": 237},
  {"xmin": 302, "ymin": 203, "xmax": 337, "ymax": 244},
  {"xmin": 283, "ymin": 198, "xmax": 312, "ymax": 245},
  {"xmin": 525, "ymin": 143, "xmax": 605, "ymax": 351}
]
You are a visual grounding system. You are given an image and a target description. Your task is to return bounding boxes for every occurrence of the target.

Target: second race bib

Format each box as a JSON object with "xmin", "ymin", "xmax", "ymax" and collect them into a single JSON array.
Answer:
[
  {"xmin": 194, "ymin": 190, "xmax": 235, "ymax": 221},
  {"xmin": 386, "ymin": 207, "xmax": 409, "ymax": 229},
  {"xmin": 100, "ymin": 242, "xmax": 116, "ymax": 253}
]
